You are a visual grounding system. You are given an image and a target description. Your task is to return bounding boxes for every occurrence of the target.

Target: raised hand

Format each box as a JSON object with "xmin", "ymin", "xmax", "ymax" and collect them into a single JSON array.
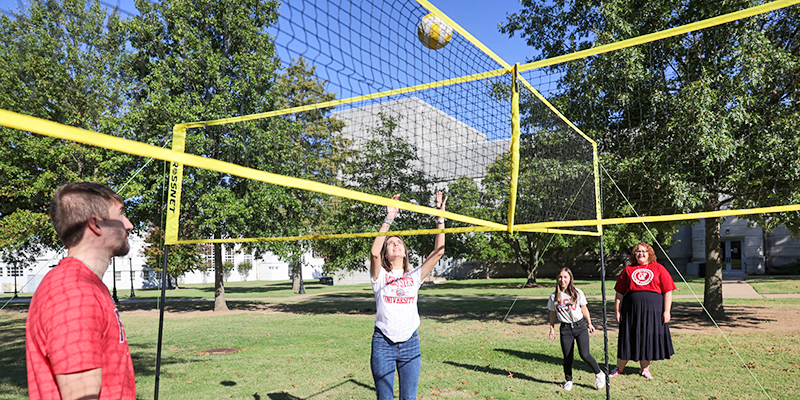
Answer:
[
  {"xmin": 436, "ymin": 191, "xmax": 448, "ymax": 211},
  {"xmin": 387, "ymin": 194, "xmax": 400, "ymax": 219}
]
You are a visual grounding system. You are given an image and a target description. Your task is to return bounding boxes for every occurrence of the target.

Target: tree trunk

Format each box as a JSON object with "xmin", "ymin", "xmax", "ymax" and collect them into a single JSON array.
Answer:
[
  {"xmin": 704, "ymin": 217, "xmax": 725, "ymax": 320},
  {"xmin": 291, "ymin": 261, "xmax": 302, "ymax": 291},
  {"xmin": 214, "ymin": 242, "xmax": 229, "ymax": 312},
  {"xmin": 524, "ymin": 237, "xmax": 540, "ymax": 287},
  {"xmin": 524, "ymin": 275, "xmax": 537, "ymax": 287}
]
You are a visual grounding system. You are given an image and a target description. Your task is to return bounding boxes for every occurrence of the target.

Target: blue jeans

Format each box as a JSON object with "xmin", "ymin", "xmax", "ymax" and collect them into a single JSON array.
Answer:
[{"xmin": 371, "ymin": 327, "xmax": 421, "ymax": 400}]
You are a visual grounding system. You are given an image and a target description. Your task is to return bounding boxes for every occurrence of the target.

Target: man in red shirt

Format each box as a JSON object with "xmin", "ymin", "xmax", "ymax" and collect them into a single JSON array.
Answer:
[{"xmin": 26, "ymin": 182, "xmax": 136, "ymax": 400}]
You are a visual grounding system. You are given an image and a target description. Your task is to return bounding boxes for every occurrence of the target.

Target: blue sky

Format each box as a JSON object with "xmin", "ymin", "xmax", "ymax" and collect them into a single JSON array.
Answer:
[
  {"xmin": 0, "ymin": 0, "xmax": 533, "ymax": 65},
  {"xmin": 422, "ymin": 0, "xmax": 532, "ymax": 66},
  {"xmin": 0, "ymin": 0, "xmax": 538, "ymax": 122}
]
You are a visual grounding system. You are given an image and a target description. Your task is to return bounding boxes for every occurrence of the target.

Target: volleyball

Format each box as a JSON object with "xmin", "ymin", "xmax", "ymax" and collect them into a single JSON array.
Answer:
[{"xmin": 417, "ymin": 13, "xmax": 453, "ymax": 50}]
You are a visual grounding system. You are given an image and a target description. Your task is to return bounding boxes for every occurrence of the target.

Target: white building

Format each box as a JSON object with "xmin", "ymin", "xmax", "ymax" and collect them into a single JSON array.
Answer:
[
  {"xmin": 0, "ymin": 233, "xmax": 327, "ymax": 295},
  {"xmin": 668, "ymin": 217, "xmax": 800, "ymax": 276}
]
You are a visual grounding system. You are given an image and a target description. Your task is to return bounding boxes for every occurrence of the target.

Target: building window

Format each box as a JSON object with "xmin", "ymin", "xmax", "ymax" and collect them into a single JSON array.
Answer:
[
  {"xmin": 202, "ymin": 244, "xmax": 213, "ymax": 268},
  {"xmin": 8, "ymin": 265, "xmax": 23, "ymax": 277},
  {"xmin": 115, "ymin": 271, "xmax": 122, "ymax": 281},
  {"xmin": 225, "ymin": 248, "xmax": 235, "ymax": 263}
]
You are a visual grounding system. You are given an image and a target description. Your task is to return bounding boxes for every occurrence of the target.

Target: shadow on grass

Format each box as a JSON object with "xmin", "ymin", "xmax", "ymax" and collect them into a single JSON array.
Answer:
[
  {"xmin": 419, "ymin": 299, "xmax": 550, "ymax": 324},
  {"xmin": 116, "ymin": 298, "xmax": 559, "ymax": 324},
  {"xmin": 128, "ymin": 340, "xmax": 201, "ymax": 378},
  {"xmin": 666, "ymin": 302, "xmax": 785, "ymax": 330},
  {"xmin": 108, "ymin": 297, "xmax": 790, "ymax": 334},
  {"xmin": 442, "ymin": 360, "xmax": 552, "ymax": 384},
  {"xmin": 0, "ymin": 314, "xmax": 27, "ymax": 397},
  {"xmin": 313, "ymin": 290, "xmax": 374, "ymax": 298},
  {"xmin": 265, "ymin": 378, "xmax": 373, "ymax": 400},
  {"xmin": 593, "ymin": 302, "xmax": 784, "ymax": 332},
  {"xmin": 116, "ymin": 299, "xmax": 379, "ymax": 315},
  {"xmin": 0, "ymin": 313, "xmax": 201, "ymax": 397},
  {"xmin": 135, "ymin": 281, "xmax": 300, "ymax": 297},
  {"xmin": 494, "ymin": 348, "xmax": 602, "ymax": 376},
  {"xmin": 425, "ymin": 280, "xmax": 539, "ymax": 291}
]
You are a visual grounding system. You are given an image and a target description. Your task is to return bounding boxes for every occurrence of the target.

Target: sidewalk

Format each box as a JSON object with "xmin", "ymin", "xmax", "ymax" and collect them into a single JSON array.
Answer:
[{"xmin": 721, "ymin": 276, "xmax": 764, "ymax": 299}]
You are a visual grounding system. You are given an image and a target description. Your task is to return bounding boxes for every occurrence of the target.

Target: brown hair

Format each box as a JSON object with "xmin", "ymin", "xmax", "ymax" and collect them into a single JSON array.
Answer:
[
  {"xmin": 555, "ymin": 267, "xmax": 579, "ymax": 306},
  {"xmin": 379, "ymin": 236, "xmax": 409, "ymax": 274},
  {"xmin": 50, "ymin": 182, "xmax": 124, "ymax": 247},
  {"xmin": 629, "ymin": 242, "xmax": 657, "ymax": 265}
]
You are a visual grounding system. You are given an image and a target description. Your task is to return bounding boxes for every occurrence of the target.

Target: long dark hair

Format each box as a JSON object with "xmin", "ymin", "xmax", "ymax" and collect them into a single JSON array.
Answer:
[
  {"xmin": 379, "ymin": 236, "xmax": 409, "ymax": 274},
  {"xmin": 555, "ymin": 267, "xmax": 579, "ymax": 306}
]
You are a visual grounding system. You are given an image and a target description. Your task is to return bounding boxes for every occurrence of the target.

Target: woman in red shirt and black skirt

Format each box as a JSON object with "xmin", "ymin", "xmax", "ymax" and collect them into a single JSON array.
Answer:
[{"xmin": 609, "ymin": 242, "xmax": 676, "ymax": 379}]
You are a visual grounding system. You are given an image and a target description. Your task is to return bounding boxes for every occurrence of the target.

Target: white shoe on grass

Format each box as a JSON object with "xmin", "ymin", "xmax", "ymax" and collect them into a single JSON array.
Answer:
[
  {"xmin": 595, "ymin": 371, "xmax": 606, "ymax": 389},
  {"xmin": 562, "ymin": 381, "xmax": 573, "ymax": 391}
]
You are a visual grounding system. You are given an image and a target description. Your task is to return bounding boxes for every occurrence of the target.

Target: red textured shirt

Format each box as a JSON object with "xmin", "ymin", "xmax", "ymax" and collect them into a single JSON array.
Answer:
[
  {"xmin": 26, "ymin": 257, "xmax": 135, "ymax": 400},
  {"xmin": 614, "ymin": 262, "xmax": 677, "ymax": 294}
]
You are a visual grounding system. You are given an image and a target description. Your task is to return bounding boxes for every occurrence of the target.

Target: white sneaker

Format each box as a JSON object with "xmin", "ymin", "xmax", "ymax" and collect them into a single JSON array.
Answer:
[
  {"xmin": 563, "ymin": 381, "xmax": 573, "ymax": 391},
  {"xmin": 595, "ymin": 371, "xmax": 606, "ymax": 389}
]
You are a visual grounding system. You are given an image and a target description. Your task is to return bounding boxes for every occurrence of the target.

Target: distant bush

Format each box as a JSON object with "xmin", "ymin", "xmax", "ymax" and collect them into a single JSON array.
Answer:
[
  {"xmin": 238, "ymin": 260, "xmax": 253, "ymax": 281},
  {"xmin": 767, "ymin": 260, "xmax": 800, "ymax": 275}
]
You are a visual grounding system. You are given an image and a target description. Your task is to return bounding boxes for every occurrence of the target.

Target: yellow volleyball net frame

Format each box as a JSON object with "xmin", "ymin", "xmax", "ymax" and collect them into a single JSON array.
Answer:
[{"xmin": 2, "ymin": 0, "xmax": 800, "ymax": 247}]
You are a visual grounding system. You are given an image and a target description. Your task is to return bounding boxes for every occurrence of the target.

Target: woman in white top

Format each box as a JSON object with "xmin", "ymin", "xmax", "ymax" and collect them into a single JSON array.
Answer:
[
  {"xmin": 369, "ymin": 192, "xmax": 447, "ymax": 400},
  {"xmin": 547, "ymin": 267, "xmax": 605, "ymax": 391}
]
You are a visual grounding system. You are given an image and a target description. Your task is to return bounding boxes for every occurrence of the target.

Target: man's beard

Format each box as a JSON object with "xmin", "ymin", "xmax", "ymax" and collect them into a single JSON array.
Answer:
[{"xmin": 112, "ymin": 236, "xmax": 130, "ymax": 257}]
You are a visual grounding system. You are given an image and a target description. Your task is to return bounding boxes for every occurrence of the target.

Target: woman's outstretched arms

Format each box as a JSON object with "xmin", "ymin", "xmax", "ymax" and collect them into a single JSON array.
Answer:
[
  {"xmin": 420, "ymin": 192, "xmax": 447, "ymax": 280},
  {"xmin": 371, "ymin": 194, "xmax": 399, "ymax": 281}
]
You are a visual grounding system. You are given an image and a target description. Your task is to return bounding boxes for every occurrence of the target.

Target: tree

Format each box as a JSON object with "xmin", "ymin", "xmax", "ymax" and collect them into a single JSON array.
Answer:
[
  {"xmin": 141, "ymin": 224, "xmax": 204, "ymax": 288},
  {"xmin": 126, "ymin": 0, "xmax": 345, "ymax": 310},
  {"xmin": 447, "ymin": 129, "xmax": 601, "ymax": 286},
  {"xmin": 501, "ymin": 0, "xmax": 800, "ymax": 318},
  {"xmin": 312, "ymin": 112, "xmax": 437, "ymax": 275},
  {"xmin": 125, "ymin": 0, "xmax": 282, "ymax": 311},
  {"xmin": 250, "ymin": 57, "xmax": 347, "ymax": 292},
  {"xmin": 0, "ymin": 0, "xmax": 130, "ymax": 267}
]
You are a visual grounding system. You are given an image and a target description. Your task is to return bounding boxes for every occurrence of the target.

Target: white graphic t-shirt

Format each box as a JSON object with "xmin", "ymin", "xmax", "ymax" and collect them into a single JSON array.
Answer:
[
  {"xmin": 547, "ymin": 288, "xmax": 588, "ymax": 324},
  {"xmin": 372, "ymin": 266, "xmax": 423, "ymax": 342}
]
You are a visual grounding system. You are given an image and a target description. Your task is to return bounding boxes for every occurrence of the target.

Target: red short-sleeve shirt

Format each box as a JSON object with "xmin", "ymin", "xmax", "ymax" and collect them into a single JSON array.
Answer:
[
  {"xmin": 614, "ymin": 262, "xmax": 677, "ymax": 294},
  {"xmin": 26, "ymin": 257, "xmax": 135, "ymax": 400}
]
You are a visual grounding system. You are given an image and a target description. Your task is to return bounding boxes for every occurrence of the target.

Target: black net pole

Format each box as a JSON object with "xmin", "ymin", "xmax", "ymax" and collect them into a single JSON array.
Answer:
[
  {"xmin": 154, "ymin": 244, "xmax": 169, "ymax": 400},
  {"xmin": 600, "ymin": 234, "xmax": 610, "ymax": 399}
]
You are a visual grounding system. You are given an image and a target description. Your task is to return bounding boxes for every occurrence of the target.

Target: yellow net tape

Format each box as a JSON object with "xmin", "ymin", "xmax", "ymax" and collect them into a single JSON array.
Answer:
[
  {"xmin": 517, "ymin": 204, "xmax": 800, "ymax": 230},
  {"xmin": 518, "ymin": 0, "xmax": 800, "ymax": 74},
  {"xmin": 169, "ymin": 226, "xmax": 600, "ymax": 245},
  {"xmin": 178, "ymin": 69, "xmax": 509, "ymax": 129},
  {"xmin": 0, "ymin": 109, "xmax": 506, "ymax": 245}
]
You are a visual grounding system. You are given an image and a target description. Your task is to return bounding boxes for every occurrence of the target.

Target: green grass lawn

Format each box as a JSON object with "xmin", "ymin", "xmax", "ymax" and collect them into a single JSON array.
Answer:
[
  {"xmin": 0, "ymin": 276, "xmax": 712, "ymax": 308},
  {"xmin": 746, "ymin": 276, "xmax": 800, "ymax": 294},
  {"xmin": 2, "ymin": 292, "xmax": 800, "ymax": 399}
]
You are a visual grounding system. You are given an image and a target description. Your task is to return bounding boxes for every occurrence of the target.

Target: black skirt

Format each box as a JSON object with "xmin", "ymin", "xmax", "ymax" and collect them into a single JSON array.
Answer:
[{"xmin": 617, "ymin": 290, "xmax": 674, "ymax": 361}]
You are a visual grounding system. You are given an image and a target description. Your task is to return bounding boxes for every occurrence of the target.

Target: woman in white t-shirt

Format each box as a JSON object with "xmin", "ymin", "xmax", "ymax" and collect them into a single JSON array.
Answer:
[
  {"xmin": 547, "ymin": 267, "xmax": 605, "ymax": 392},
  {"xmin": 369, "ymin": 192, "xmax": 447, "ymax": 400}
]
